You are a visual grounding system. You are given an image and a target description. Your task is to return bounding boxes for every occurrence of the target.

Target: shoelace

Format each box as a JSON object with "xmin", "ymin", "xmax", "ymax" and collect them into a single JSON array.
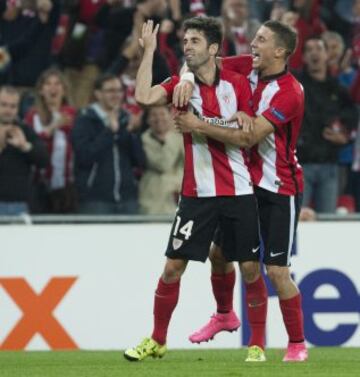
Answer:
[{"xmin": 135, "ymin": 339, "xmax": 151, "ymax": 355}]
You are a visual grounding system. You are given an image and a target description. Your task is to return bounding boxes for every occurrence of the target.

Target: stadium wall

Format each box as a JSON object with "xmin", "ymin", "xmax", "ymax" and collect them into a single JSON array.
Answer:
[{"xmin": 0, "ymin": 222, "xmax": 359, "ymax": 350}]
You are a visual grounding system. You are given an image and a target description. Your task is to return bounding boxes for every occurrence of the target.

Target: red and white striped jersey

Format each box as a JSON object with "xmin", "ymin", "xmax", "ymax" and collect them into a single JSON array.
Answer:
[
  {"xmin": 25, "ymin": 106, "xmax": 76, "ymax": 189},
  {"xmin": 223, "ymin": 55, "xmax": 304, "ymax": 195},
  {"xmin": 161, "ymin": 68, "xmax": 254, "ymax": 197}
]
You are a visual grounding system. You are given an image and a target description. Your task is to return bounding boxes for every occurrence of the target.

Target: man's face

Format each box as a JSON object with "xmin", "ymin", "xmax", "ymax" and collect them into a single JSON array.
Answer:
[
  {"xmin": 147, "ymin": 106, "xmax": 171, "ymax": 135},
  {"xmin": 226, "ymin": 0, "xmax": 248, "ymax": 21},
  {"xmin": 303, "ymin": 39, "xmax": 328, "ymax": 71},
  {"xmin": 250, "ymin": 26, "xmax": 280, "ymax": 71},
  {"xmin": 96, "ymin": 78, "xmax": 124, "ymax": 111},
  {"xmin": 0, "ymin": 91, "xmax": 19, "ymax": 124},
  {"xmin": 183, "ymin": 29, "xmax": 214, "ymax": 71},
  {"xmin": 322, "ymin": 36, "xmax": 344, "ymax": 62}
]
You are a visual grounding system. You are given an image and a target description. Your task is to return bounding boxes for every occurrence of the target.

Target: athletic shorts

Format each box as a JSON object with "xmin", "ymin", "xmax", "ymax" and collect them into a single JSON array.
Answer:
[
  {"xmin": 165, "ymin": 195, "xmax": 260, "ymax": 263},
  {"xmin": 255, "ymin": 186, "xmax": 302, "ymax": 267}
]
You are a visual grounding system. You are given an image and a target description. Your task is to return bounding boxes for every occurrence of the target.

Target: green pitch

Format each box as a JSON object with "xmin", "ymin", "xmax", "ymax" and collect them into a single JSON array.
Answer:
[{"xmin": 0, "ymin": 348, "xmax": 359, "ymax": 377}]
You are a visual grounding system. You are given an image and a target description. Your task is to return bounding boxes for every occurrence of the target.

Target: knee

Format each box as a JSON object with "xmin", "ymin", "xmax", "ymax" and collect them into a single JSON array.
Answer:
[
  {"xmin": 162, "ymin": 260, "xmax": 186, "ymax": 283},
  {"xmin": 209, "ymin": 243, "xmax": 227, "ymax": 267},
  {"xmin": 209, "ymin": 243, "xmax": 233, "ymax": 274},
  {"xmin": 240, "ymin": 261, "xmax": 260, "ymax": 283},
  {"xmin": 265, "ymin": 265, "xmax": 290, "ymax": 288}
]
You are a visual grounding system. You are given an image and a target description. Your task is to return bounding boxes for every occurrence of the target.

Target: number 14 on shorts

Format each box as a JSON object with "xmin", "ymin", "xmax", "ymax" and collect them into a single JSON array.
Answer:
[{"xmin": 173, "ymin": 216, "xmax": 194, "ymax": 240}]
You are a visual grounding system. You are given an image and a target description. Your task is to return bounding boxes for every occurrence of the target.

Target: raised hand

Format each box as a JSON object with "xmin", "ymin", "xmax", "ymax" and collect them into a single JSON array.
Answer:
[
  {"xmin": 139, "ymin": 20, "xmax": 159, "ymax": 52},
  {"xmin": 6, "ymin": 127, "xmax": 31, "ymax": 151}
]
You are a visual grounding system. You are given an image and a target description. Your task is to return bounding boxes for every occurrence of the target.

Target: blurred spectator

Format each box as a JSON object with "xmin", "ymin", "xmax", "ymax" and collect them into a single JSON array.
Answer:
[
  {"xmin": 72, "ymin": 73, "xmax": 145, "ymax": 214},
  {"xmin": 322, "ymin": 0, "xmax": 360, "ymax": 47},
  {"xmin": 109, "ymin": 28, "xmax": 170, "ymax": 130},
  {"xmin": 8, "ymin": 0, "xmax": 60, "ymax": 88},
  {"xmin": 221, "ymin": 0, "xmax": 261, "ymax": 56},
  {"xmin": 0, "ymin": 0, "xmax": 53, "ymax": 86},
  {"xmin": 139, "ymin": 106, "xmax": 183, "ymax": 215},
  {"xmin": 177, "ymin": 0, "xmax": 221, "ymax": 17},
  {"xmin": 321, "ymin": 31, "xmax": 355, "ymax": 82},
  {"xmin": 58, "ymin": 0, "xmax": 106, "ymax": 108},
  {"xmin": 158, "ymin": 18, "xmax": 184, "ymax": 75},
  {"xmin": 272, "ymin": 0, "xmax": 326, "ymax": 70},
  {"xmin": 299, "ymin": 206, "xmax": 317, "ymax": 221},
  {"xmin": 352, "ymin": 111, "xmax": 360, "ymax": 212},
  {"xmin": 249, "ymin": 0, "xmax": 289, "ymax": 22},
  {"xmin": 95, "ymin": 0, "xmax": 168, "ymax": 70},
  {"xmin": 0, "ymin": 86, "xmax": 48, "ymax": 215},
  {"xmin": 296, "ymin": 37, "xmax": 358, "ymax": 213},
  {"xmin": 25, "ymin": 68, "xmax": 77, "ymax": 213}
]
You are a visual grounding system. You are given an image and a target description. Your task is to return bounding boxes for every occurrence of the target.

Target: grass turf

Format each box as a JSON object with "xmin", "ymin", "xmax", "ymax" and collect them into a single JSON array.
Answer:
[{"xmin": 0, "ymin": 348, "xmax": 359, "ymax": 377}]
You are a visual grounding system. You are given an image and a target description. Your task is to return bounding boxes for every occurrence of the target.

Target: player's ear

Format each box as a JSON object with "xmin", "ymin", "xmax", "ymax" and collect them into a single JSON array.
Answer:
[
  {"xmin": 209, "ymin": 43, "xmax": 219, "ymax": 57},
  {"xmin": 275, "ymin": 46, "xmax": 287, "ymax": 59}
]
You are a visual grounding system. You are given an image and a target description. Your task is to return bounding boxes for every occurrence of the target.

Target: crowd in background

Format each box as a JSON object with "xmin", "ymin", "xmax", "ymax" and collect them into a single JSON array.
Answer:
[{"xmin": 0, "ymin": 0, "xmax": 359, "ymax": 216}]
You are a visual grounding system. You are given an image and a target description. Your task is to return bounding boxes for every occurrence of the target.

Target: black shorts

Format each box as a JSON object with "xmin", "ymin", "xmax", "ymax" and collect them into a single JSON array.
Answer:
[
  {"xmin": 255, "ymin": 186, "xmax": 302, "ymax": 267},
  {"xmin": 165, "ymin": 195, "xmax": 260, "ymax": 263}
]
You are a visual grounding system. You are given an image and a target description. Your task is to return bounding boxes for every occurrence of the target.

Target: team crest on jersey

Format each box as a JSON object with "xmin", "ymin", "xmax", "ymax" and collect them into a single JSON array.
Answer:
[
  {"xmin": 222, "ymin": 94, "xmax": 231, "ymax": 104},
  {"xmin": 172, "ymin": 237, "xmax": 183, "ymax": 250},
  {"xmin": 270, "ymin": 107, "xmax": 286, "ymax": 121}
]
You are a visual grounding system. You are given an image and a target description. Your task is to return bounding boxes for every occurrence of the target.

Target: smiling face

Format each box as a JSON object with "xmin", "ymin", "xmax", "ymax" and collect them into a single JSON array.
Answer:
[
  {"xmin": 95, "ymin": 78, "xmax": 124, "ymax": 112},
  {"xmin": 183, "ymin": 29, "xmax": 218, "ymax": 71}
]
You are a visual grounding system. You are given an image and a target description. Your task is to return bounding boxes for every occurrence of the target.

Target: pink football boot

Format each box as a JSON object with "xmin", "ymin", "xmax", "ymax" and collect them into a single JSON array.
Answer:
[
  {"xmin": 189, "ymin": 311, "xmax": 241, "ymax": 343},
  {"xmin": 283, "ymin": 342, "xmax": 308, "ymax": 362}
]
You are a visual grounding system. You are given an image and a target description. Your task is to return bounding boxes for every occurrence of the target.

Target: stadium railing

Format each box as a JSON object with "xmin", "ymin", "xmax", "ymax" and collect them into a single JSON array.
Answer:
[{"xmin": 0, "ymin": 213, "xmax": 360, "ymax": 225}]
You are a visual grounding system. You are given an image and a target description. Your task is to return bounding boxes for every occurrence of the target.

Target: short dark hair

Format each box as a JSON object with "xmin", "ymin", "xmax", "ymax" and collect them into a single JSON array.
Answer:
[
  {"xmin": 263, "ymin": 20, "xmax": 298, "ymax": 58},
  {"xmin": 303, "ymin": 36, "xmax": 327, "ymax": 52},
  {"xmin": 94, "ymin": 73, "xmax": 120, "ymax": 91},
  {"xmin": 183, "ymin": 16, "xmax": 223, "ymax": 51}
]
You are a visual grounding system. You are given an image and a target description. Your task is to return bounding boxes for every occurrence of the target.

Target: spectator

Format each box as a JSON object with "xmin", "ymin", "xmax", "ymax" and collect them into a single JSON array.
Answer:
[
  {"xmin": 221, "ymin": 0, "xmax": 261, "ymax": 56},
  {"xmin": 58, "ymin": 0, "xmax": 107, "ymax": 108},
  {"xmin": 249, "ymin": 0, "xmax": 289, "ymax": 22},
  {"xmin": 299, "ymin": 206, "xmax": 317, "ymax": 220},
  {"xmin": 296, "ymin": 37, "xmax": 358, "ymax": 213},
  {"xmin": 352, "ymin": 112, "xmax": 360, "ymax": 212},
  {"xmin": 8, "ymin": 0, "xmax": 61, "ymax": 88},
  {"xmin": 25, "ymin": 68, "xmax": 77, "ymax": 213},
  {"xmin": 0, "ymin": 86, "xmax": 48, "ymax": 215},
  {"xmin": 271, "ymin": 0, "xmax": 327, "ymax": 71},
  {"xmin": 0, "ymin": 0, "xmax": 50, "ymax": 86},
  {"xmin": 95, "ymin": 0, "xmax": 168, "ymax": 70},
  {"xmin": 321, "ymin": 31, "xmax": 358, "ymax": 209},
  {"xmin": 321, "ymin": 31, "xmax": 355, "ymax": 82},
  {"xmin": 72, "ymin": 73, "xmax": 145, "ymax": 214},
  {"xmin": 108, "ymin": 29, "xmax": 170, "ymax": 131},
  {"xmin": 158, "ymin": 16, "xmax": 189, "ymax": 76},
  {"xmin": 139, "ymin": 105, "xmax": 183, "ymax": 215}
]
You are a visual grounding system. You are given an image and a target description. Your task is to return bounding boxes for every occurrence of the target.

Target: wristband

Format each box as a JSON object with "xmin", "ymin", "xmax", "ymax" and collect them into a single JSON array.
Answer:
[{"xmin": 180, "ymin": 72, "xmax": 195, "ymax": 85}]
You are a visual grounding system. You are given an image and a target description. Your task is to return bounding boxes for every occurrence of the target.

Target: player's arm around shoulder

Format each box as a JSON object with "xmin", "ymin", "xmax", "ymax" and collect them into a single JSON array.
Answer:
[
  {"xmin": 223, "ymin": 113, "xmax": 275, "ymax": 148},
  {"xmin": 135, "ymin": 20, "xmax": 168, "ymax": 106}
]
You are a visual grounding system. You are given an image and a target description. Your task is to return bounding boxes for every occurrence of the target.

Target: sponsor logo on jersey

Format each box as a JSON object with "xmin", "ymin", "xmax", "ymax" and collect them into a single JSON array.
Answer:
[{"xmin": 270, "ymin": 107, "xmax": 286, "ymax": 121}]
